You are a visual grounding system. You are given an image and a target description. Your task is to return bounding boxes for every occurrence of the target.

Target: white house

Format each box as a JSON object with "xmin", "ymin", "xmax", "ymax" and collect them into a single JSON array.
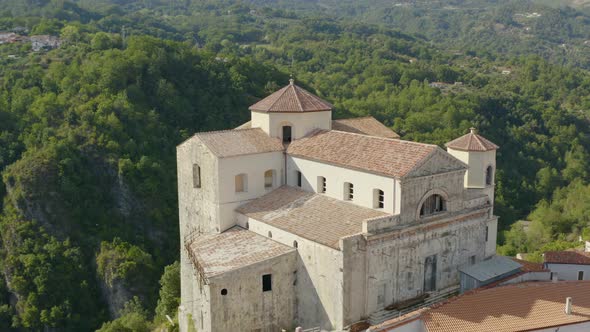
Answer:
[
  {"xmin": 544, "ymin": 250, "xmax": 590, "ymax": 281},
  {"xmin": 177, "ymin": 80, "xmax": 500, "ymax": 332}
]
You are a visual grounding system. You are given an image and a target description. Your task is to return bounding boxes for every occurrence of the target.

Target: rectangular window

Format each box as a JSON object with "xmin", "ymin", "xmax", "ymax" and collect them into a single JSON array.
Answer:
[
  {"xmin": 579, "ymin": 271, "xmax": 584, "ymax": 280},
  {"xmin": 469, "ymin": 255, "xmax": 476, "ymax": 265},
  {"xmin": 345, "ymin": 182, "xmax": 354, "ymax": 200},
  {"xmin": 193, "ymin": 164, "xmax": 201, "ymax": 188},
  {"xmin": 235, "ymin": 174, "xmax": 247, "ymax": 193},
  {"xmin": 378, "ymin": 189, "xmax": 384, "ymax": 208},
  {"xmin": 485, "ymin": 226, "xmax": 489, "ymax": 242},
  {"xmin": 264, "ymin": 170, "xmax": 274, "ymax": 188},
  {"xmin": 262, "ymin": 274, "xmax": 272, "ymax": 292},
  {"xmin": 297, "ymin": 171, "xmax": 302, "ymax": 187},
  {"xmin": 317, "ymin": 176, "xmax": 326, "ymax": 193}
]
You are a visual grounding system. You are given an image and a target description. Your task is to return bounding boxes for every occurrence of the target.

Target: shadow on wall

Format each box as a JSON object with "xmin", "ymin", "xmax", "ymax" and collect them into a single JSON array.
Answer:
[{"xmin": 295, "ymin": 255, "xmax": 333, "ymax": 331}]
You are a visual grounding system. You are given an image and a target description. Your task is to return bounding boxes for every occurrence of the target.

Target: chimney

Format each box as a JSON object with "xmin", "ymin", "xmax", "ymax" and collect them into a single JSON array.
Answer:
[{"xmin": 565, "ymin": 297, "xmax": 573, "ymax": 315}]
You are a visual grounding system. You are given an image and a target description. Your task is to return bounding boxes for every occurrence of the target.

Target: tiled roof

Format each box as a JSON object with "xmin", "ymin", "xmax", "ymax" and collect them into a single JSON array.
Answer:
[
  {"xmin": 195, "ymin": 128, "xmax": 284, "ymax": 157},
  {"xmin": 236, "ymin": 186, "xmax": 388, "ymax": 249},
  {"xmin": 249, "ymin": 80, "xmax": 333, "ymax": 113},
  {"xmin": 287, "ymin": 130, "xmax": 438, "ymax": 178},
  {"xmin": 235, "ymin": 116, "xmax": 400, "ymax": 139},
  {"xmin": 510, "ymin": 257, "xmax": 548, "ymax": 272},
  {"xmin": 332, "ymin": 116, "xmax": 400, "ymax": 139},
  {"xmin": 418, "ymin": 281, "xmax": 590, "ymax": 332},
  {"xmin": 544, "ymin": 251, "xmax": 590, "ymax": 265},
  {"xmin": 186, "ymin": 226, "xmax": 295, "ymax": 279},
  {"xmin": 445, "ymin": 128, "xmax": 499, "ymax": 152}
]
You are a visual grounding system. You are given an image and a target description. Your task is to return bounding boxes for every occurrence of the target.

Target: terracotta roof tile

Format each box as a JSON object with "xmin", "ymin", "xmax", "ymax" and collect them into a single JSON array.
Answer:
[
  {"xmin": 187, "ymin": 226, "xmax": 295, "ymax": 279},
  {"xmin": 445, "ymin": 128, "xmax": 499, "ymax": 152},
  {"xmin": 510, "ymin": 257, "xmax": 548, "ymax": 272},
  {"xmin": 249, "ymin": 81, "xmax": 333, "ymax": 113},
  {"xmin": 195, "ymin": 128, "xmax": 284, "ymax": 157},
  {"xmin": 544, "ymin": 251, "xmax": 590, "ymax": 265},
  {"xmin": 287, "ymin": 130, "xmax": 437, "ymax": 178},
  {"xmin": 418, "ymin": 281, "xmax": 590, "ymax": 332},
  {"xmin": 236, "ymin": 186, "xmax": 388, "ymax": 249},
  {"xmin": 332, "ymin": 116, "xmax": 400, "ymax": 139}
]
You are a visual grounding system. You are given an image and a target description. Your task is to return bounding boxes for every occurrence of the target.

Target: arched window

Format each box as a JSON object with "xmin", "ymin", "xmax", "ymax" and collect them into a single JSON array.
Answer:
[
  {"xmin": 282, "ymin": 125, "xmax": 292, "ymax": 143},
  {"xmin": 268, "ymin": 231, "xmax": 272, "ymax": 238},
  {"xmin": 420, "ymin": 194, "xmax": 446, "ymax": 217},
  {"xmin": 293, "ymin": 240, "xmax": 298, "ymax": 248},
  {"xmin": 264, "ymin": 170, "xmax": 274, "ymax": 189},
  {"xmin": 485, "ymin": 166, "xmax": 494, "ymax": 186},
  {"xmin": 235, "ymin": 174, "xmax": 248, "ymax": 192}
]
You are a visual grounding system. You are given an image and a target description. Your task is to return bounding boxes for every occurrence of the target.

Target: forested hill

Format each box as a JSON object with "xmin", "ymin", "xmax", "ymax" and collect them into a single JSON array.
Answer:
[{"xmin": 0, "ymin": 0, "xmax": 589, "ymax": 331}]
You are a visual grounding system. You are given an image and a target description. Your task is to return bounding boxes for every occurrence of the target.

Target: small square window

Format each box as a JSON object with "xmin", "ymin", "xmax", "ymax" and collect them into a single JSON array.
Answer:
[{"xmin": 262, "ymin": 274, "xmax": 272, "ymax": 292}]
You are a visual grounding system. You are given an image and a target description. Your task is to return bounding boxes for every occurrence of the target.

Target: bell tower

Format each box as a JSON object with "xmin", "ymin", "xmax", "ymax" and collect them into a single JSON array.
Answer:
[{"xmin": 446, "ymin": 128, "xmax": 499, "ymax": 211}]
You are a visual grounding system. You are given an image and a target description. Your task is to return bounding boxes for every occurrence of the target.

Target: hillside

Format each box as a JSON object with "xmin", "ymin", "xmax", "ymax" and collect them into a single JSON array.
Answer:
[{"xmin": 0, "ymin": 0, "xmax": 589, "ymax": 330}]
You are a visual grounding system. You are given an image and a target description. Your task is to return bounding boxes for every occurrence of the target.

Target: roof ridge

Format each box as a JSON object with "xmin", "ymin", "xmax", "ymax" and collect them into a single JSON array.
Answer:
[
  {"xmin": 196, "ymin": 127, "xmax": 261, "ymax": 136},
  {"xmin": 292, "ymin": 84, "xmax": 305, "ymax": 112},
  {"xmin": 267, "ymin": 85, "xmax": 291, "ymax": 112},
  {"xmin": 329, "ymin": 129, "xmax": 437, "ymax": 148}
]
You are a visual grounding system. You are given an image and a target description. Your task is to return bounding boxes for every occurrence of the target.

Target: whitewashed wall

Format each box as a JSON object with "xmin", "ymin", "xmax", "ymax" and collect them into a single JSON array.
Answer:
[
  {"xmin": 287, "ymin": 156, "xmax": 399, "ymax": 214},
  {"xmin": 251, "ymin": 110, "xmax": 332, "ymax": 140}
]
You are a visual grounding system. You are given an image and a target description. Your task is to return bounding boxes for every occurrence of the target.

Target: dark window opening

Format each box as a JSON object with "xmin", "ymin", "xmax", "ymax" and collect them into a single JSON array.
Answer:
[
  {"xmin": 345, "ymin": 182, "xmax": 354, "ymax": 200},
  {"xmin": 378, "ymin": 189, "xmax": 384, "ymax": 208},
  {"xmin": 282, "ymin": 126, "xmax": 292, "ymax": 143},
  {"xmin": 221, "ymin": 289, "xmax": 228, "ymax": 296},
  {"xmin": 193, "ymin": 164, "xmax": 201, "ymax": 188},
  {"xmin": 423, "ymin": 255, "xmax": 437, "ymax": 292},
  {"xmin": 262, "ymin": 274, "xmax": 272, "ymax": 292},
  {"xmin": 318, "ymin": 176, "xmax": 326, "ymax": 193},
  {"xmin": 469, "ymin": 255, "xmax": 476, "ymax": 265},
  {"xmin": 485, "ymin": 226, "xmax": 489, "ymax": 242},
  {"xmin": 579, "ymin": 271, "xmax": 584, "ymax": 280},
  {"xmin": 268, "ymin": 231, "xmax": 272, "ymax": 238},
  {"xmin": 486, "ymin": 166, "xmax": 494, "ymax": 186},
  {"xmin": 297, "ymin": 171, "xmax": 302, "ymax": 187},
  {"xmin": 420, "ymin": 194, "xmax": 446, "ymax": 217},
  {"xmin": 293, "ymin": 240, "xmax": 298, "ymax": 248}
]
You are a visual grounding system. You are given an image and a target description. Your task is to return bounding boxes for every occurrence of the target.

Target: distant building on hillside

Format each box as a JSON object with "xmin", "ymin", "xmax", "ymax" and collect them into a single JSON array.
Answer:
[
  {"xmin": 30, "ymin": 35, "xmax": 61, "ymax": 52},
  {"xmin": 177, "ymin": 80, "xmax": 500, "ymax": 332}
]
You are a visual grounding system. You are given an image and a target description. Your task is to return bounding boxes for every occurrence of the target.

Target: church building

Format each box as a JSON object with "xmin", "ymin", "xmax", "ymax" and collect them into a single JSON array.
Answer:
[{"xmin": 177, "ymin": 80, "xmax": 499, "ymax": 332}]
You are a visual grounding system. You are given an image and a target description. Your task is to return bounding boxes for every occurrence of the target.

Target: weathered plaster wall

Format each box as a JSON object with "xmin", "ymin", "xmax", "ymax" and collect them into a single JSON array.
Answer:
[
  {"xmin": 251, "ymin": 110, "xmax": 332, "ymax": 140},
  {"xmin": 363, "ymin": 210, "xmax": 492, "ymax": 314},
  {"xmin": 287, "ymin": 156, "xmax": 398, "ymax": 214},
  {"xmin": 177, "ymin": 137, "xmax": 218, "ymax": 332},
  {"xmin": 208, "ymin": 252, "xmax": 297, "ymax": 332},
  {"xmin": 399, "ymin": 171, "xmax": 465, "ymax": 225},
  {"xmin": 238, "ymin": 215, "xmax": 346, "ymax": 331}
]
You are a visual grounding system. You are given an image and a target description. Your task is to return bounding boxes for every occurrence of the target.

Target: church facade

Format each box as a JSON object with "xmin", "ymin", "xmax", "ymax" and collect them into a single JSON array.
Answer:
[{"xmin": 177, "ymin": 80, "xmax": 499, "ymax": 332}]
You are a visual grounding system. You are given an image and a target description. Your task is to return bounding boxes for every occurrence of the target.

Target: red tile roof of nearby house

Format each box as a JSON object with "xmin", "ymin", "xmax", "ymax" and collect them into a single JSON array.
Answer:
[
  {"xmin": 544, "ymin": 251, "xmax": 590, "ymax": 265},
  {"xmin": 249, "ymin": 80, "xmax": 333, "ymax": 113},
  {"xmin": 193, "ymin": 128, "xmax": 284, "ymax": 157},
  {"xmin": 445, "ymin": 128, "xmax": 499, "ymax": 152},
  {"xmin": 287, "ymin": 130, "xmax": 439, "ymax": 178},
  {"xmin": 236, "ymin": 186, "xmax": 388, "ymax": 249},
  {"xmin": 332, "ymin": 116, "xmax": 400, "ymax": 139},
  {"xmin": 375, "ymin": 281, "xmax": 590, "ymax": 332}
]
